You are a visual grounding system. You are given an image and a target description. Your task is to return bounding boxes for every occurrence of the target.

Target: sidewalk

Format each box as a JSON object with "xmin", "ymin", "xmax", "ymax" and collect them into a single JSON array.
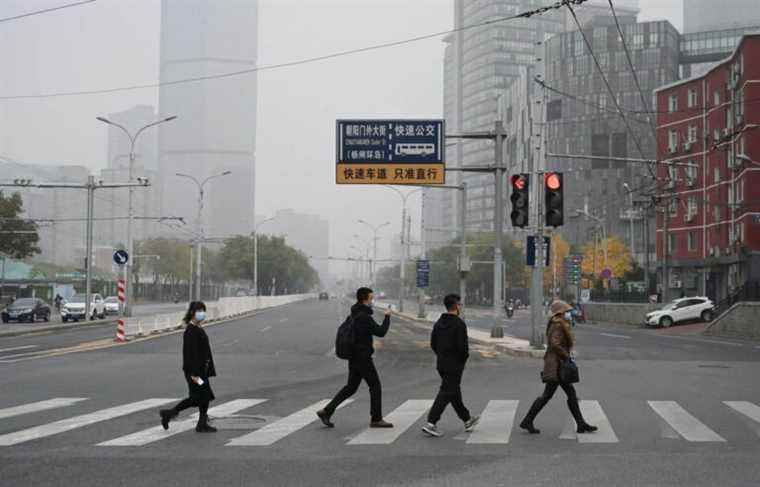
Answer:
[{"xmin": 376, "ymin": 300, "xmax": 544, "ymax": 359}]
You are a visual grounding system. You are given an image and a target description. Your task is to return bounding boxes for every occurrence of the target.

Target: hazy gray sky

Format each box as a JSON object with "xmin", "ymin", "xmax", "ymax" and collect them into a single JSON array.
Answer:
[{"xmin": 0, "ymin": 0, "xmax": 683, "ymax": 276}]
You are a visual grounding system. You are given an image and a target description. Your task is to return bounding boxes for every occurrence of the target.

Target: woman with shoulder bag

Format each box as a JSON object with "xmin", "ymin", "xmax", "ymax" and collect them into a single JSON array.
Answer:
[
  {"xmin": 518, "ymin": 300, "xmax": 597, "ymax": 435},
  {"xmin": 159, "ymin": 301, "xmax": 217, "ymax": 433}
]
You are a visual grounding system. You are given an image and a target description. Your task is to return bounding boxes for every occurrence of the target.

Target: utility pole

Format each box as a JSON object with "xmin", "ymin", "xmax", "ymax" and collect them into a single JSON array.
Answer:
[
  {"xmin": 357, "ymin": 219, "xmax": 390, "ymax": 288},
  {"xmin": 383, "ymin": 186, "xmax": 421, "ymax": 313},
  {"xmin": 96, "ymin": 115, "xmax": 176, "ymax": 316},
  {"xmin": 530, "ymin": 66, "xmax": 548, "ymax": 348},
  {"xmin": 0, "ymin": 177, "xmax": 150, "ymax": 321}
]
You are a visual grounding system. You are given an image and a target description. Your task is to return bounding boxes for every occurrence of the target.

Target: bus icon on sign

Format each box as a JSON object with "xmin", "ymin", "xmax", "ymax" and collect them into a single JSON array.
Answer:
[{"xmin": 395, "ymin": 143, "xmax": 435, "ymax": 156}]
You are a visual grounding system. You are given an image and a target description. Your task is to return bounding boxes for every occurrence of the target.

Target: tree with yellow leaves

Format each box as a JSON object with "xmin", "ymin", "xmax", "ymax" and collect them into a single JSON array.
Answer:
[
  {"xmin": 544, "ymin": 233, "xmax": 570, "ymax": 291},
  {"xmin": 580, "ymin": 235, "xmax": 632, "ymax": 282}
]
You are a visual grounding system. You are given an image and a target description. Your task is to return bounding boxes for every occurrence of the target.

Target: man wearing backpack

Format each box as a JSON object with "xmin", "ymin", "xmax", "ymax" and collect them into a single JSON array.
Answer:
[{"xmin": 317, "ymin": 287, "xmax": 394, "ymax": 428}]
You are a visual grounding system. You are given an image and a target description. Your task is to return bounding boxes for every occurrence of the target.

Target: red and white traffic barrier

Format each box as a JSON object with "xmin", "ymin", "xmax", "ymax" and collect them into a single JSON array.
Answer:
[{"xmin": 115, "ymin": 319, "xmax": 127, "ymax": 342}]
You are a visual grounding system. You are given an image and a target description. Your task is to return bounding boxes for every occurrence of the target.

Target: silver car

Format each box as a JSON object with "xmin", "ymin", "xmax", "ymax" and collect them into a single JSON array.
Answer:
[{"xmin": 104, "ymin": 296, "xmax": 121, "ymax": 316}]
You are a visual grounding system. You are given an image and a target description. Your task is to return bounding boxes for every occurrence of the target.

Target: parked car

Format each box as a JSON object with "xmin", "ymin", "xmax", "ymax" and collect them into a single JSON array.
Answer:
[
  {"xmin": 61, "ymin": 294, "xmax": 106, "ymax": 322},
  {"xmin": 318, "ymin": 292, "xmax": 329, "ymax": 300},
  {"xmin": 1, "ymin": 298, "xmax": 51, "ymax": 323},
  {"xmin": 644, "ymin": 297, "xmax": 714, "ymax": 328},
  {"xmin": 104, "ymin": 296, "xmax": 121, "ymax": 316}
]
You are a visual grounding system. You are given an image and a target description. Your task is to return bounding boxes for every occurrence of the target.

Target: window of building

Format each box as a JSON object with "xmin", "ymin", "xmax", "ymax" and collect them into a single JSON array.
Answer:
[
  {"xmin": 737, "ymin": 179, "xmax": 744, "ymax": 203},
  {"xmin": 686, "ymin": 164, "xmax": 697, "ymax": 185},
  {"xmin": 714, "ymin": 166, "xmax": 721, "ymax": 183},
  {"xmin": 688, "ymin": 231, "xmax": 698, "ymax": 251},
  {"xmin": 668, "ymin": 94, "xmax": 678, "ymax": 113},
  {"xmin": 668, "ymin": 130, "xmax": 678, "ymax": 151},
  {"xmin": 687, "ymin": 125, "xmax": 698, "ymax": 143},
  {"xmin": 669, "ymin": 197, "xmax": 678, "ymax": 217},
  {"xmin": 687, "ymin": 196, "xmax": 698, "ymax": 221},
  {"xmin": 714, "ymin": 205, "xmax": 721, "ymax": 222},
  {"xmin": 668, "ymin": 233, "xmax": 677, "ymax": 253},
  {"xmin": 714, "ymin": 90, "xmax": 721, "ymax": 106},
  {"xmin": 714, "ymin": 128, "xmax": 720, "ymax": 142},
  {"xmin": 687, "ymin": 89, "xmax": 697, "ymax": 108}
]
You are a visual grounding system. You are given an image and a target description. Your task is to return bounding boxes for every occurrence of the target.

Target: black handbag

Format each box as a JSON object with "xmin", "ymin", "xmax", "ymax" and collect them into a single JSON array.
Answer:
[{"xmin": 559, "ymin": 358, "xmax": 579, "ymax": 384}]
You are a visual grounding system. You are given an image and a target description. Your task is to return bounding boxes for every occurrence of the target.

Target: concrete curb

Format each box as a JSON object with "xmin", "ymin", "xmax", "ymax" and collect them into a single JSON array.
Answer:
[
  {"xmin": 388, "ymin": 308, "xmax": 544, "ymax": 359},
  {"xmin": 0, "ymin": 318, "xmax": 120, "ymax": 338}
]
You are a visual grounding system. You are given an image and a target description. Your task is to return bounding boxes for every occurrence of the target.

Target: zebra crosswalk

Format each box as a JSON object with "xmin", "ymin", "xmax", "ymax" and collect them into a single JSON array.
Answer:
[{"xmin": 1, "ymin": 396, "xmax": 759, "ymax": 448}]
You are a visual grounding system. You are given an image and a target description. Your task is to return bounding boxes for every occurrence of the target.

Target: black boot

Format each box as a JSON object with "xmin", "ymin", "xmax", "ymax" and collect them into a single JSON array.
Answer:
[
  {"xmin": 567, "ymin": 398, "xmax": 597, "ymax": 434},
  {"xmin": 159, "ymin": 409, "xmax": 177, "ymax": 431},
  {"xmin": 519, "ymin": 397, "xmax": 547, "ymax": 435},
  {"xmin": 195, "ymin": 413, "xmax": 217, "ymax": 433}
]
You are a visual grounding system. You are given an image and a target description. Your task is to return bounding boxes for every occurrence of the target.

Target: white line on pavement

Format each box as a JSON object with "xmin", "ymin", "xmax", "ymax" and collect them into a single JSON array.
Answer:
[
  {"xmin": 724, "ymin": 401, "xmax": 760, "ymax": 426},
  {"xmin": 559, "ymin": 400, "xmax": 619, "ymax": 443},
  {"xmin": 348, "ymin": 399, "xmax": 433, "ymax": 445},
  {"xmin": 599, "ymin": 333, "xmax": 631, "ymax": 339},
  {"xmin": 658, "ymin": 335, "xmax": 745, "ymax": 347},
  {"xmin": 99, "ymin": 399, "xmax": 266, "ymax": 446},
  {"xmin": 260, "ymin": 326, "xmax": 272, "ymax": 332},
  {"xmin": 648, "ymin": 401, "xmax": 725, "ymax": 442},
  {"xmin": 0, "ymin": 398, "xmax": 88, "ymax": 420},
  {"xmin": 227, "ymin": 399, "xmax": 353, "ymax": 446},
  {"xmin": 0, "ymin": 398, "xmax": 176, "ymax": 446},
  {"xmin": 0, "ymin": 345, "xmax": 38, "ymax": 354},
  {"xmin": 467, "ymin": 400, "xmax": 517, "ymax": 444},
  {"xmin": 279, "ymin": 318, "xmax": 288, "ymax": 323}
]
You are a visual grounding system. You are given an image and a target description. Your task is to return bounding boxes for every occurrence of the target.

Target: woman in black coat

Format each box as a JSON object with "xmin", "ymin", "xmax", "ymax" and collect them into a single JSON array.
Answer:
[{"xmin": 160, "ymin": 301, "xmax": 217, "ymax": 433}]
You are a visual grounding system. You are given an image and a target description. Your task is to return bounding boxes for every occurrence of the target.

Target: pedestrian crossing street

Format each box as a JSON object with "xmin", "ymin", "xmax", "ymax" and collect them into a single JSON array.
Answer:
[{"xmin": 1, "ymin": 396, "xmax": 760, "ymax": 448}]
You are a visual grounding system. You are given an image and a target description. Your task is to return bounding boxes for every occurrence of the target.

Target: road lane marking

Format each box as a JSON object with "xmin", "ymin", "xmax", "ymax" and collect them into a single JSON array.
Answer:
[
  {"xmin": 0, "ymin": 398, "xmax": 176, "ymax": 446},
  {"xmin": 99, "ymin": 399, "xmax": 266, "ymax": 446},
  {"xmin": 279, "ymin": 318, "xmax": 288, "ymax": 323},
  {"xmin": 724, "ymin": 401, "xmax": 760, "ymax": 426},
  {"xmin": 227, "ymin": 399, "xmax": 353, "ymax": 446},
  {"xmin": 599, "ymin": 333, "xmax": 631, "ymax": 339},
  {"xmin": 466, "ymin": 400, "xmax": 517, "ymax": 444},
  {"xmin": 348, "ymin": 399, "xmax": 433, "ymax": 445},
  {"xmin": 559, "ymin": 400, "xmax": 618, "ymax": 443},
  {"xmin": 647, "ymin": 401, "xmax": 725, "ymax": 442},
  {"xmin": 0, "ymin": 398, "xmax": 88, "ymax": 420},
  {"xmin": 0, "ymin": 345, "xmax": 38, "ymax": 353},
  {"xmin": 260, "ymin": 326, "xmax": 272, "ymax": 332},
  {"xmin": 658, "ymin": 335, "xmax": 745, "ymax": 347}
]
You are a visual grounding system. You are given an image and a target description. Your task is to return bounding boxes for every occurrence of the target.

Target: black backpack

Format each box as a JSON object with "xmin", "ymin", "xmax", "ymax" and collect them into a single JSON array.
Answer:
[{"xmin": 335, "ymin": 315, "xmax": 356, "ymax": 360}]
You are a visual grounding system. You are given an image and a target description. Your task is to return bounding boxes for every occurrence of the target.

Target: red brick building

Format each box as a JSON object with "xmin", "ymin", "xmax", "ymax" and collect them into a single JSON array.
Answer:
[{"xmin": 655, "ymin": 34, "xmax": 760, "ymax": 303}]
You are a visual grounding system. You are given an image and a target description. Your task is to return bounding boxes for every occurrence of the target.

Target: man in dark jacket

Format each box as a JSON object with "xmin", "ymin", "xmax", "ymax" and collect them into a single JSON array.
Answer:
[
  {"xmin": 317, "ymin": 287, "xmax": 393, "ymax": 428},
  {"xmin": 422, "ymin": 294, "xmax": 479, "ymax": 437}
]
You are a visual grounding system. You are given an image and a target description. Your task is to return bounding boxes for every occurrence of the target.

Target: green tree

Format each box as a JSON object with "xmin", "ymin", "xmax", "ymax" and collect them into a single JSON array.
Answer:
[{"xmin": 0, "ymin": 191, "xmax": 40, "ymax": 259}]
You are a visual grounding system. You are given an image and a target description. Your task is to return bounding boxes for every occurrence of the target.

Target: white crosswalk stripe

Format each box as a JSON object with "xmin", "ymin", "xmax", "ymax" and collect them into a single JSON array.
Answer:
[
  {"xmin": 648, "ymin": 401, "xmax": 726, "ymax": 442},
  {"xmin": 559, "ymin": 400, "xmax": 619, "ymax": 443},
  {"xmin": 98, "ymin": 399, "xmax": 266, "ymax": 446},
  {"xmin": 466, "ymin": 400, "xmax": 518, "ymax": 444},
  {"xmin": 724, "ymin": 401, "xmax": 760, "ymax": 426},
  {"xmin": 227, "ymin": 399, "xmax": 353, "ymax": 446},
  {"xmin": 0, "ymin": 398, "xmax": 176, "ymax": 446},
  {"xmin": 348, "ymin": 399, "xmax": 433, "ymax": 445},
  {"xmin": 0, "ymin": 398, "xmax": 88, "ymax": 420}
]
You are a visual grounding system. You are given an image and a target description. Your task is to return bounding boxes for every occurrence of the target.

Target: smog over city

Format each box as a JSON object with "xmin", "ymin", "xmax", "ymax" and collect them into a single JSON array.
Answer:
[{"xmin": 1, "ymin": 1, "xmax": 760, "ymax": 486}]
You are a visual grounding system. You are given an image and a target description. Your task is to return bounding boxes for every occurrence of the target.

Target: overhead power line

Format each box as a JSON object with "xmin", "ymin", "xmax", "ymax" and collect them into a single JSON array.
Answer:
[
  {"xmin": 0, "ymin": 0, "xmax": 588, "ymax": 100},
  {"xmin": 0, "ymin": 0, "xmax": 96, "ymax": 24}
]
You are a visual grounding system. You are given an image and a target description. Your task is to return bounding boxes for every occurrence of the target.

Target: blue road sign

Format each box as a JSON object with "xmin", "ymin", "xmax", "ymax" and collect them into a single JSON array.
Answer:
[
  {"xmin": 336, "ymin": 119, "xmax": 445, "ymax": 185},
  {"xmin": 416, "ymin": 259, "xmax": 430, "ymax": 288},
  {"xmin": 526, "ymin": 236, "xmax": 551, "ymax": 267},
  {"xmin": 113, "ymin": 249, "xmax": 129, "ymax": 266}
]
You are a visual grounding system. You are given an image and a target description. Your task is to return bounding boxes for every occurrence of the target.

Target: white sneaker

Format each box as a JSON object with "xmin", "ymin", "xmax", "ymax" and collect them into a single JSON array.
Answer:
[
  {"xmin": 422, "ymin": 423, "xmax": 442, "ymax": 437},
  {"xmin": 464, "ymin": 415, "xmax": 480, "ymax": 432}
]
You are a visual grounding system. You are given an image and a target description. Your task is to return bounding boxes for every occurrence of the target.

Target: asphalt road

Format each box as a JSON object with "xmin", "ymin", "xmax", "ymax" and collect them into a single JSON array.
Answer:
[{"xmin": 1, "ymin": 298, "xmax": 759, "ymax": 486}]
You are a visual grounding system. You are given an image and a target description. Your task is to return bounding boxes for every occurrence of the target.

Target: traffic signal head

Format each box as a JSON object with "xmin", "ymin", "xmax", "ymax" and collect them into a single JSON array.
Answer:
[
  {"xmin": 510, "ymin": 174, "xmax": 530, "ymax": 228},
  {"xmin": 544, "ymin": 172, "xmax": 564, "ymax": 227}
]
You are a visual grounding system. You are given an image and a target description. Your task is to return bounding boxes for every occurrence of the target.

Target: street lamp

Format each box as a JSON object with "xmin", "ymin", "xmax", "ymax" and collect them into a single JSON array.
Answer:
[
  {"xmin": 96, "ymin": 114, "xmax": 177, "ymax": 316},
  {"xmin": 383, "ymin": 186, "xmax": 422, "ymax": 312},
  {"xmin": 623, "ymin": 182, "xmax": 635, "ymax": 263},
  {"xmin": 252, "ymin": 217, "xmax": 276, "ymax": 296},
  {"xmin": 349, "ymin": 244, "xmax": 369, "ymax": 281},
  {"xmin": 352, "ymin": 235, "xmax": 373, "ymax": 283},
  {"xmin": 175, "ymin": 170, "xmax": 232, "ymax": 300},
  {"xmin": 357, "ymin": 219, "xmax": 390, "ymax": 287}
]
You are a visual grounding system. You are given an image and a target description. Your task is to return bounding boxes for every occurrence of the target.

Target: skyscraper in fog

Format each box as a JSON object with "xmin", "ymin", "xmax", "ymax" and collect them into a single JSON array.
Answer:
[
  {"xmin": 683, "ymin": 0, "xmax": 760, "ymax": 34},
  {"xmin": 158, "ymin": 0, "xmax": 258, "ymax": 239}
]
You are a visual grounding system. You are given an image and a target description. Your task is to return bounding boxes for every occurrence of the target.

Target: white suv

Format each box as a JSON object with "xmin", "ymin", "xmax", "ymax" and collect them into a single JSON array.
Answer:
[
  {"xmin": 61, "ymin": 294, "xmax": 107, "ymax": 322},
  {"xmin": 644, "ymin": 297, "xmax": 714, "ymax": 328}
]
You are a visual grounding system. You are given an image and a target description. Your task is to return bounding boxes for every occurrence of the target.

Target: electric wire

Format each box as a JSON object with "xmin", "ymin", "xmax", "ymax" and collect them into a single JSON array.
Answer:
[{"xmin": 0, "ymin": 0, "xmax": 96, "ymax": 24}]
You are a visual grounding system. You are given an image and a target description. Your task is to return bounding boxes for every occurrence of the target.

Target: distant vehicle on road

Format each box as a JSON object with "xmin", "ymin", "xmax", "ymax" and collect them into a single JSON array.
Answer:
[
  {"xmin": 61, "ymin": 294, "xmax": 106, "ymax": 322},
  {"xmin": 318, "ymin": 292, "xmax": 329, "ymax": 301},
  {"xmin": 1, "ymin": 298, "xmax": 51, "ymax": 323},
  {"xmin": 644, "ymin": 296, "xmax": 714, "ymax": 328},
  {"xmin": 104, "ymin": 296, "xmax": 120, "ymax": 316}
]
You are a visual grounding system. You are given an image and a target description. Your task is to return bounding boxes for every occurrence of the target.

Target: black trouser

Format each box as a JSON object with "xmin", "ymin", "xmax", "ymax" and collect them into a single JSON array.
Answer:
[
  {"xmin": 427, "ymin": 369, "xmax": 470, "ymax": 425},
  {"xmin": 171, "ymin": 374, "xmax": 213, "ymax": 422},
  {"xmin": 522, "ymin": 381, "xmax": 583, "ymax": 425},
  {"xmin": 324, "ymin": 357, "xmax": 382, "ymax": 422}
]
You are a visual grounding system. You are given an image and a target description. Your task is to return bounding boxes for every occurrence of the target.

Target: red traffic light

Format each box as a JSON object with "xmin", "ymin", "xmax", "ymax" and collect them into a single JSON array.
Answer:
[
  {"xmin": 511, "ymin": 174, "xmax": 527, "ymax": 190},
  {"xmin": 544, "ymin": 172, "xmax": 561, "ymax": 190}
]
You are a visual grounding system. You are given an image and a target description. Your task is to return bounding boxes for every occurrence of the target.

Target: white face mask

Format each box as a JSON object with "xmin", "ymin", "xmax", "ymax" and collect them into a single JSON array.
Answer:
[{"xmin": 195, "ymin": 311, "xmax": 206, "ymax": 322}]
